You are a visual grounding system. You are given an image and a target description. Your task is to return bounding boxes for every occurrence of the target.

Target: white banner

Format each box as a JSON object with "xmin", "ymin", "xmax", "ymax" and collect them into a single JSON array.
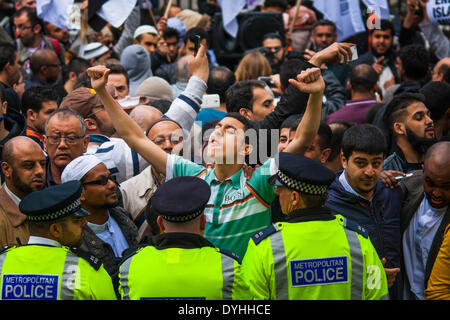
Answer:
[
  {"xmin": 218, "ymin": 0, "xmax": 246, "ymax": 38},
  {"xmin": 97, "ymin": 0, "xmax": 137, "ymax": 28},
  {"xmin": 313, "ymin": 0, "xmax": 366, "ymax": 41},
  {"xmin": 427, "ymin": 0, "xmax": 450, "ymax": 25},
  {"xmin": 36, "ymin": 0, "xmax": 74, "ymax": 30}
]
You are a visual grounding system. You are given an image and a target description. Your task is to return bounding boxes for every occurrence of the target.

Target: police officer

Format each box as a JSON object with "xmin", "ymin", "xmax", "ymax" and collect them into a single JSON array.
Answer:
[
  {"xmin": 0, "ymin": 181, "xmax": 117, "ymax": 300},
  {"xmin": 241, "ymin": 152, "xmax": 389, "ymax": 300},
  {"xmin": 117, "ymin": 176, "xmax": 250, "ymax": 300}
]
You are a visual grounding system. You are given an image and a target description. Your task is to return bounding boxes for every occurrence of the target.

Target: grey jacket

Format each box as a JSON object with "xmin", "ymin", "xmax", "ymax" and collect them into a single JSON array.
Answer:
[
  {"xmin": 79, "ymin": 206, "xmax": 138, "ymax": 279},
  {"xmin": 399, "ymin": 170, "xmax": 450, "ymax": 288},
  {"xmin": 321, "ymin": 69, "xmax": 347, "ymax": 119}
]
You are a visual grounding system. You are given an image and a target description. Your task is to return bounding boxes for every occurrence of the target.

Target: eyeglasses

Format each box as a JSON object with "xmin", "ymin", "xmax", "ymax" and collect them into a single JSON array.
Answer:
[
  {"xmin": 152, "ymin": 136, "xmax": 183, "ymax": 146},
  {"xmin": 46, "ymin": 135, "xmax": 85, "ymax": 145},
  {"xmin": 86, "ymin": 107, "xmax": 104, "ymax": 118},
  {"xmin": 82, "ymin": 175, "xmax": 116, "ymax": 186},
  {"xmin": 13, "ymin": 24, "xmax": 33, "ymax": 31}
]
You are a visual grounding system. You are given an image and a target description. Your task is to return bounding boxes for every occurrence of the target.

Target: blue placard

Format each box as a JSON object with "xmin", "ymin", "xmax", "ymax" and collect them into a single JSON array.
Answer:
[
  {"xmin": 1, "ymin": 274, "xmax": 59, "ymax": 300},
  {"xmin": 290, "ymin": 256, "xmax": 348, "ymax": 287}
]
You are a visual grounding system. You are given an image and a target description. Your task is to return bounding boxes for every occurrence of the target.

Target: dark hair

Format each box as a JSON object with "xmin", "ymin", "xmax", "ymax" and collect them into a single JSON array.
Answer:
[
  {"xmin": 106, "ymin": 63, "xmax": 130, "ymax": 88},
  {"xmin": 144, "ymin": 203, "xmax": 161, "ymax": 236},
  {"xmin": 163, "ymin": 27, "xmax": 180, "ymax": 42},
  {"xmin": 184, "ymin": 27, "xmax": 208, "ymax": 46},
  {"xmin": 0, "ymin": 83, "xmax": 5, "ymax": 103},
  {"xmin": 383, "ymin": 92, "xmax": 426, "ymax": 132},
  {"xmin": 312, "ymin": 19, "xmax": 337, "ymax": 34},
  {"xmin": 437, "ymin": 63, "xmax": 450, "ymax": 83},
  {"xmin": 299, "ymin": 192, "xmax": 328, "ymax": 208},
  {"xmin": 420, "ymin": 81, "xmax": 450, "ymax": 121},
  {"xmin": 341, "ymin": 124, "xmax": 387, "ymax": 159},
  {"xmin": 0, "ymin": 42, "xmax": 17, "ymax": 72},
  {"xmin": 74, "ymin": 71, "xmax": 92, "ymax": 89},
  {"xmin": 21, "ymin": 86, "xmax": 57, "ymax": 114},
  {"xmin": 327, "ymin": 124, "xmax": 353, "ymax": 162},
  {"xmin": 279, "ymin": 59, "xmax": 310, "ymax": 90},
  {"xmin": 202, "ymin": 119, "xmax": 220, "ymax": 142},
  {"xmin": 369, "ymin": 19, "xmax": 394, "ymax": 36},
  {"xmin": 264, "ymin": 0, "xmax": 288, "ymax": 11},
  {"xmin": 62, "ymin": 57, "xmax": 91, "ymax": 83},
  {"xmin": 399, "ymin": 44, "xmax": 429, "ymax": 80},
  {"xmin": 13, "ymin": 7, "xmax": 43, "ymax": 31},
  {"xmin": 349, "ymin": 64, "xmax": 379, "ymax": 93},
  {"xmin": 225, "ymin": 80, "xmax": 266, "ymax": 113},
  {"xmin": 280, "ymin": 114, "xmax": 301, "ymax": 130},
  {"xmin": 207, "ymin": 66, "xmax": 236, "ymax": 103},
  {"xmin": 262, "ymin": 31, "xmax": 285, "ymax": 46}
]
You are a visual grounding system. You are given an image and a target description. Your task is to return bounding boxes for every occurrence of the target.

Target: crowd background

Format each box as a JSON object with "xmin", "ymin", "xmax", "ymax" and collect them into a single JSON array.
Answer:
[{"xmin": 0, "ymin": 0, "xmax": 449, "ymax": 301}]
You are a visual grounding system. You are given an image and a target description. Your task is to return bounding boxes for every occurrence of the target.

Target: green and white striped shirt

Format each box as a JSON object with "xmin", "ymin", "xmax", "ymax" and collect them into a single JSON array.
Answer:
[{"xmin": 166, "ymin": 155, "xmax": 277, "ymax": 258}]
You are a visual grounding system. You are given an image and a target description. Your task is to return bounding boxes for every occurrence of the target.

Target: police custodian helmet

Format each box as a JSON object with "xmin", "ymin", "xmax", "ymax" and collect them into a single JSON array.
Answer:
[
  {"xmin": 269, "ymin": 152, "xmax": 335, "ymax": 195},
  {"xmin": 19, "ymin": 180, "xmax": 90, "ymax": 222},
  {"xmin": 151, "ymin": 176, "xmax": 211, "ymax": 223}
]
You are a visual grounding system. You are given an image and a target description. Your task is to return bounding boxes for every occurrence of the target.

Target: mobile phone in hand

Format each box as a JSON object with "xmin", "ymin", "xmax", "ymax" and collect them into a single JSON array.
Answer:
[{"xmin": 190, "ymin": 35, "xmax": 201, "ymax": 57}]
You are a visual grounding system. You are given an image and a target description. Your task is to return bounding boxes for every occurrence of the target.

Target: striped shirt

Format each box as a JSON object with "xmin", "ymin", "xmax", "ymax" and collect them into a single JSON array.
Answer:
[{"xmin": 166, "ymin": 155, "xmax": 277, "ymax": 258}]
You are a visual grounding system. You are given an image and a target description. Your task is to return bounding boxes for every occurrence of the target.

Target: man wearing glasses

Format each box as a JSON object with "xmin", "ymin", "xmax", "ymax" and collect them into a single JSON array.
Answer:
[
  {"xmin": 12, "ymin": 7, "xmax": 65, "ymax": 75},
  {"xmin": 43, "ymin": 107, "xmax": 89, "ymax": 186},
  {"xmin": 61, "ymin": 154, "xmax": 138, "ymax": 279}
]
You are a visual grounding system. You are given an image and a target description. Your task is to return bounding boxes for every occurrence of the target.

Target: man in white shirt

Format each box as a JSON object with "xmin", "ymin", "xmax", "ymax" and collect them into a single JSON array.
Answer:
[{"xmin": 0, "ymin": 136, "xmax": 46, "ymax": 248}]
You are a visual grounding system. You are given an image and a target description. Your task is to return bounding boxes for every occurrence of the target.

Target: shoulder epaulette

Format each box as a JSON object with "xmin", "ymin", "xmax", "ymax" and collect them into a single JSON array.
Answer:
[
  {"xmin": 251, "ymin": 224, "xmax": 280, "ymax": 245},
  {"xmin": 118, "ymin": 245, "xmax": 147, "ymax": 267},
  {"xmin": 219, "ymin": 248, "xmax": 242, "ymax": 264},
  {"xmin": 342, "ymin": 217, "xmax": 369, "ymax": 238},
  {"xmin": 70, "ymin": 247, "xmax": 102, "ymax": 270}
]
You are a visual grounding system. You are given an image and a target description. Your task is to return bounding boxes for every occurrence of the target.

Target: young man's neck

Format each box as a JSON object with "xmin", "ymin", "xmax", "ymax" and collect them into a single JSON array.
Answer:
[
  {"xmin": 0, "ymin": 73, "xmax": 12, "ymax": 86},
  {"xmin": 397, "ymin": 138, "xmax": 423, "ymax": 163},
  {"xmin": 50, "ymin": 163, "xmax": 64, "ymax": 184},
  {"xmin": 351, "ymin": 91, "xmax": 374, "ymax": 101},
  {"xmin": 214, "ymin": 103, "xmax": 227, "ymax": 113},
  {"xmin": 214, "ymin": 163, "xmax": 242, "ymax": 182}
]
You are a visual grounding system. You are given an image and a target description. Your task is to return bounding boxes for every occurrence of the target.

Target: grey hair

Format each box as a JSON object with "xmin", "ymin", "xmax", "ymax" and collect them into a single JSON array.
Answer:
[{"xmin": 44, "ymin": 107, "xmax": 86, "ymax": 135}]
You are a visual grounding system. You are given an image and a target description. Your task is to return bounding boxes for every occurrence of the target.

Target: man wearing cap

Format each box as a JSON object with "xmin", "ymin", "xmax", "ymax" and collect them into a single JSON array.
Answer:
[
  {"xmin": 117, "ymin": 176, "xmax": 249, "ymax": 300},
  {"xmin": 241, "ymin": 152, "xmax": 389, "ymax": 300},
  {"xmin": 0, "ymin": 181, "xmax": 116, "ymax": 300},
  {"xmin": 133, "ymin": 25, "xmax": 159, "ymax": 55},
  {"xmin": 61, "ymin": 155, "xmax": 138, "ymax": 278},
  {"xmin": 79, "ymin": 42, "xmax": 111, "ymax": 66}
]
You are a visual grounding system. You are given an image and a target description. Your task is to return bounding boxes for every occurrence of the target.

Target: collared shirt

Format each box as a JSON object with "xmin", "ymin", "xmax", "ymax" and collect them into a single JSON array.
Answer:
[
  {"xmin": 402, "ymin": 196, "xmax": 447, "ymax": 300},
  {"xmin": 326, "ymin": 98, "xmax": 377, "ymax": 124},
  {"xmin": 27, "ymin": 236, "xmax": 61, "ymax": 247},
  {"xmin": 166, "ymin": 154, "xmax": 277, "ymax": 258},
  {"xmin": 3, "ymin": 184, "xmax": 21, "ymax": 207},
  {"xmin": 339, "ymin": 170, "xmax": 373, "ymax": 202},
  {"xmin": 87, "ymin": 213, "xmax": 129, "ymax": 257}
]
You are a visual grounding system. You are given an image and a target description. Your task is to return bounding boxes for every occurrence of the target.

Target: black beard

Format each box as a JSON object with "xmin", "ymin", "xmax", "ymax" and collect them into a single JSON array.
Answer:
[{"xmin": 405, "ymin": 127, "xmax": 437, "ymax": 155}]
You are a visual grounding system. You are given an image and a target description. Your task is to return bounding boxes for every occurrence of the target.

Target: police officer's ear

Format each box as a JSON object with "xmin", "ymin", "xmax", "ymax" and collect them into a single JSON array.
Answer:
[
  {"xmin": 291, "ymin": 190, "xmax": 302, "ymax": 208},
  {"xmin": 156, "ymin": 216, "xmax": 166, "ymax": 234},
  {"xmin": 48, "ymin": 221, "xmax": 64, "ymax": 239}
]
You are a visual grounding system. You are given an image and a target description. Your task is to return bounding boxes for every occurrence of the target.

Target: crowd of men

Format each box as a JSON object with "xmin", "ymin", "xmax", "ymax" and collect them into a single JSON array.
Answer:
[{"xmin": 0, "ymin": 0, "xmax": 449, "ymax": 301}]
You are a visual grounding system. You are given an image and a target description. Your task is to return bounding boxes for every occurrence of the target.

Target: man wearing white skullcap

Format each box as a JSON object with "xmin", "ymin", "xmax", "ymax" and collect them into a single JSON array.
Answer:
[{"xmin": 61, "ymin": 155, "xmax": 138, "ymax": 278}]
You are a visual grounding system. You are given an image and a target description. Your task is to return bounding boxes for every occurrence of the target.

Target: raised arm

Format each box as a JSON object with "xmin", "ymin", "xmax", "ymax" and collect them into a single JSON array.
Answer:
[
  {"xmin": 283, "ymin": 67, "xmax": 325, "ymax": 155},
  {"xmin": 87, "ymin": 65, "xmax": 168, "ymax": 174}
]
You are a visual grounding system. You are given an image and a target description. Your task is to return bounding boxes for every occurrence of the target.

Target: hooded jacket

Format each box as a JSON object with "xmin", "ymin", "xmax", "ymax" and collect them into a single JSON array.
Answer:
[{"xmin": 120, "ymin": 44, "xmax": 153, "ymax": 96}]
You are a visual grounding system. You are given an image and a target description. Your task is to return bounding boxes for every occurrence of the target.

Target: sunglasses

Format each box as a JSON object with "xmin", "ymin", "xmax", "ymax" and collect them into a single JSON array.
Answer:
[{"xmin": 82, "ymin": 175, "xmax": 116, "ymax": 186}]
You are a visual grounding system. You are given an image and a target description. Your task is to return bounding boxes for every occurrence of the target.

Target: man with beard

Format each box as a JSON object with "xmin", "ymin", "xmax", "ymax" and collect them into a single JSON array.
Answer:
[
  {"xmin": 0, "ymin": 136, "xmax": 46, "ymax": 248},
  {"xmin": 351, "ymin": 19, "xmax": 399, "ymax": 96},
  {"xmin": 399, "ymin": 141, "xmax": 450, "ymax": 300},
  {"xmin": 0, "ymin": 180, "xmax": 117, "ymax": 300},
  {"xmin": 325, "ymin": 124, "xmax": 403, "ymax": 300},
  {"xmin": 262, "ymin": 32, "xmax": 286, "ymax": 75},
  {"xmin": 61, "ymin": 155, "xmax": 138, "ymax": 279},
  {"xmin": 25, "ymin": 49, "xmax": 62, "ymax": 89},
  {"xmin": 383, "ymin": 92, "xmax": 436, "ymax": 173}
]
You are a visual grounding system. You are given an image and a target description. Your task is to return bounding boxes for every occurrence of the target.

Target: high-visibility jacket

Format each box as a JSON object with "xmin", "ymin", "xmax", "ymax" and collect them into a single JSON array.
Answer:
[
  {"xmin": 241, "ymin": 208, "xmax": 389, "ymax": 300},
  {"xmin": 118, "ymin": 232, "xmax": 250, "ymax": 300},
  {"xmin": 0, "ymin": 244, "xmax": 117, "ymax": 300}
]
